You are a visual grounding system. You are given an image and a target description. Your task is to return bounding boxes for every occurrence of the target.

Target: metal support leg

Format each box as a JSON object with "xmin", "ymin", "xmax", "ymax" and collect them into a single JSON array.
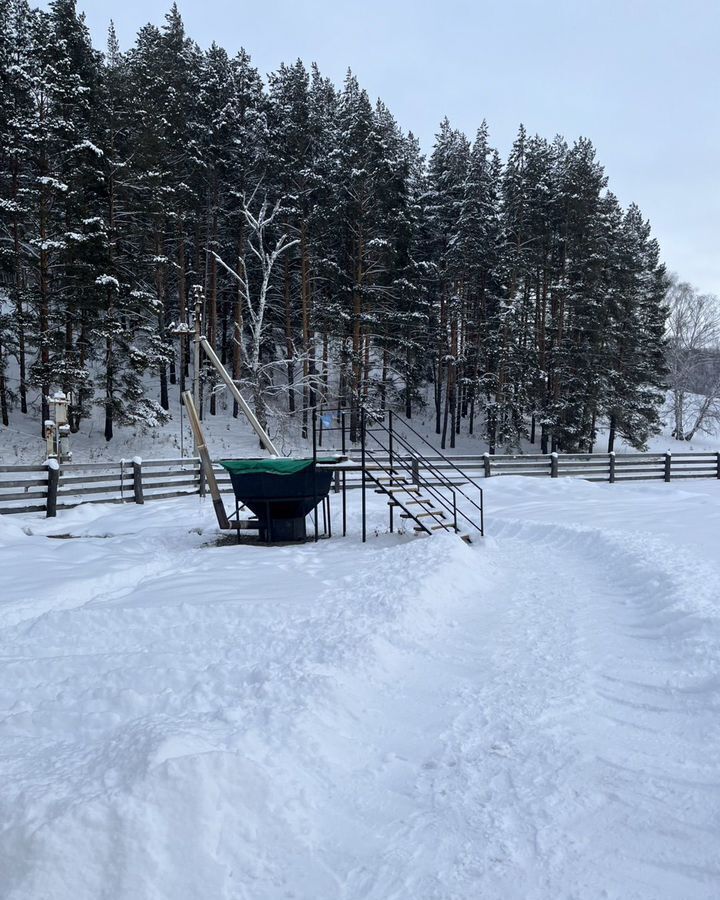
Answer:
[{"xmin": 342, "ymin": 471, "xmax": 347, "ymax": 537}]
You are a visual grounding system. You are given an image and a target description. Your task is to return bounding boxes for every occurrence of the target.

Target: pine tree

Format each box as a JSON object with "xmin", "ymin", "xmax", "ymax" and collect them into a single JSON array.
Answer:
[
  {"xmin": 604, "ymin": 203, "xmax": 668, "ymax": 450},
  {"xmin": 457, "ymin": 122, "xmax": 503, "ymax": 437},
  {"xmin": 426, "ymin": 118, "xmax": 470, "ymax": 447},
  {"xmin": 0, "ymin": 9, "xmax": 671, "ymax": 450}
]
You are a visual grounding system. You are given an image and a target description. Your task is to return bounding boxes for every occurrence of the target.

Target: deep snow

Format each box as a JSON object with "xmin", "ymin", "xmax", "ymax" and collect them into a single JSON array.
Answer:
[{"xmin": 1, "ymin": 479, "xmax": 720, "ymax": 898}]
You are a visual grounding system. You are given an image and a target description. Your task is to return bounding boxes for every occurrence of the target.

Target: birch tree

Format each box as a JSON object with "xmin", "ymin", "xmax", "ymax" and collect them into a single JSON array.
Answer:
[
  {"xmin": 213, "ymin": 195, "xmax": 298, "ymax": 433},
  {"xmin": 666, "ymin": 277, "xmax": 720, "ymax": 440}
]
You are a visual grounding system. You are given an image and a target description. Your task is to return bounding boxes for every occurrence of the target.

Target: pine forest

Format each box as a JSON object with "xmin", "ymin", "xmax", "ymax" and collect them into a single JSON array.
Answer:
[{"xmin": 0, "ymin": 0, "xmax": 670, "ymax": 453}]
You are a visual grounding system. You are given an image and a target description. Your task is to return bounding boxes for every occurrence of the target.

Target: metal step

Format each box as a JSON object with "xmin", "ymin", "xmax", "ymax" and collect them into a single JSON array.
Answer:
[
  {"xmin": 226, "ymin": 518, "xmax": 260, "ymax": 531},
  {"xmin": 401, "ymin": 510, "xmax": 445, "ymax": 519}
]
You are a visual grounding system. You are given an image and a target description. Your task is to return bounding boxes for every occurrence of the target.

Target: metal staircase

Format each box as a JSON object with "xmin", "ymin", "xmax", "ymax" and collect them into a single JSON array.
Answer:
[{"xmin": 359, "ymin": 408, "xmax": 484, "ymax": 542}]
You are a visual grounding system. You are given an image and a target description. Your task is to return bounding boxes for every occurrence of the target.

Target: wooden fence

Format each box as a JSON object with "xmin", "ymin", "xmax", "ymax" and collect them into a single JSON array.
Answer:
[{"xmin": 1, "ymin": 450, "xmax": 719, "ymax": 517}]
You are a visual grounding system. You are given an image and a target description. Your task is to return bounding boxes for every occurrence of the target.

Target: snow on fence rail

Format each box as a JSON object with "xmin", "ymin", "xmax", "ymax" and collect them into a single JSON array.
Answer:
[{"xmin": 1, "ymin": 450, "xmax": 719, "ymax": 517}]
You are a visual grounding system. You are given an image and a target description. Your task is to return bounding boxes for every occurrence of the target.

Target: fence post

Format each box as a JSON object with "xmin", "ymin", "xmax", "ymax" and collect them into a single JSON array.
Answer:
[
  {"xmin": 46, "ymin": 460, "xmax": 59, "ymax": 518},
  {"xmin": 133, "ymin": 458, "xmax": 144, "ymax": 505},
  {"xmin": 664, "ymin": 452, "xmax": 672, "ymax": 483},
  {"xmin": 550, "ymin": 452, "xmax": 558, "ymax": 478},
  {"xmin": 334, "ymin": 470, "xmax": 340, "ymax": 494},
  {"xmin": 609, "ymin": 451, "xmax": 615, "ymax": 484},
  {"xmin": 412, "ymin": 455, "xmax": 420, "ymax": 485},
  {"xmin": 483, "ymin": 452, "xmax": 491, "ymax": 478},
  {"xmin": 716, "ymin": 451, "xmax": 720, "ymax": 479}
]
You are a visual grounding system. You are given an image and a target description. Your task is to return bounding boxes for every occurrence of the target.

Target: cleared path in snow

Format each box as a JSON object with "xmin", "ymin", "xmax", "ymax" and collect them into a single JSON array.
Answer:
[
  {"xmin": 300, "ymin": 518, "xmax": 720, "ymax": 899},
  {"xmin": 1, "ymin": 488, "xmax": 719, "ymax": 899}
]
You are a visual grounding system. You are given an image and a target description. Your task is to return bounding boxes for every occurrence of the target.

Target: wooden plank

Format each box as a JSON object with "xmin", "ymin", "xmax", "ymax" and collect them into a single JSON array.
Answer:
[
  {"xmin": 488, "ymin": 458, "xmax": 549, "ymax": 466},
  {"xmin": 0, "ymin": 478, "xmax": 50, "ymax": 489},
  {"xmin": 483, "ymin": 454, "xmax": 551, "ymax": 461},
  {"xmin": 553, "ymin": 470, "xmax": 611, "ymax": 477},
  {"xmin": 136, "ymin": 479, "xmax": 198, "ymax": 491},
  {"xmin": 181, "ymin": 391, "xmax": 230, "ymax": 529},
  {"xmin": 0, "ymin": 503, "xmax": 48, "ymax": 515},
  {"xmin": 58, "ymin": 484, "xmax": 126, "ymax": 497},
  {"xmin": 612, "ymin": 454, "xmax": 667, "ymax": 461},
  {"xmin": 613, "ymin": 475, "xmax": 666, "ymax": 481},
  {"xmin": 140, "ymin": 489, "xmax": 199, "ymax": 501},
  {"xmin": 141, "ymin": 457, "xmax": 200, "ymax": 468},
  {"xmin": 54, "ymin": 497, "xmax": 126, "ymax": 509},
  {"xmin": 671, "ymin": 460, "xmax": 717, "ymax": 468},
  {"xmin": 58, "ymin": 462, "xmax": 125, "ymax": 472},
  {"xmin": 60, "ymin": 473, "xmax": 124, "ymax": 486},
  {"xmin": 142, "ymin": 470, "xmax": 199, "ymax": 482},
  {"xmin": 672, "ymin": 466, "xmax": 716, "ymax": 473},
  {"xmin": 60, "ymin": 478, "xmax": 198, "ymax": 497},
  {"xmin": 56, "ymin": 458, "xmax": 196, "ymax": 471},
  {"xmin": 490, "ymin": 463, "xmax": 549, "ymax": 471},
  {"xmin": 491, "ymin": 470, "xmax": 550, "ymax": 477},
  {"xmin": 613, "ymin": 472, "xmax": 665, "ymax": 478},
  {"xmin": 492, "ymin": 466, "xmax": 550, "ymax": 477},
  {"xmin": 0, "ymin": 490, "xmax": 48, "ymax": 502},
  {"xmin": 0, "ymin": 464, "xmax": 48, "ymax": 474},
  {"xmin": 53, "ymin": 490, "xmax": 196, "ymax": 511}
]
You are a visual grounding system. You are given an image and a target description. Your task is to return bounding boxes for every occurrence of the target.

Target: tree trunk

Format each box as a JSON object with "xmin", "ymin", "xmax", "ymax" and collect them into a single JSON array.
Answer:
[
  {"xmin": 283, "ymin": 255, "xmax": 295, "ymax": 413},
  {"xmin": 39, "ymin": 195, "xmax": 50, "ymax": 433},
  {"xmin": 0, "ymin": 338, "xmax": 8, "ymax": 426},
  {"xmin": 301, "ymin": 223, "xmax": 313, "ymax": 438},
  {"xmin": 178, "ymin": 230, "xmax": 188, "ymax": 383},
  {"xmin": 232, "ymin": 242, "xmax": 244, "ymax": 418},
  {"xmin": 441, "ymin": 361, "xmax": 451, "ymax": 450},
  {"xmin": 674, "ymin": 391, "xmax": 684, "ymax": 440},
  {"xmin": 322, "ymin": 330, "xmax": 329, "ymax": 397},
  {"xmin": 104, "ymin": 330, "xmax": 114, "ymax": 442},
  {"xmin": 11, "ymin": 160, "xmax": 27, "ymax": 414},
  {"xmin": 208, "ymin": 232, "xmax": 218, "ymax": 415}
]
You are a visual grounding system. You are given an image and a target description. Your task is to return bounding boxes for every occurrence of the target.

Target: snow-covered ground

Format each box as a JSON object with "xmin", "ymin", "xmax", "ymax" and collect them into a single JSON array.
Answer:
[{"xmin": 2, "ymin": 478, "xmax": 720, "ymax": 899}]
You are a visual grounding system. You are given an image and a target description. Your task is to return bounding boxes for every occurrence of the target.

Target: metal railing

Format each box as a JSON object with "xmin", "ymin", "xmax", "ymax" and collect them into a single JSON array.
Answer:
[{"xmin": 359, "ymin": 409, "xmax": 484, "ymax": 539}]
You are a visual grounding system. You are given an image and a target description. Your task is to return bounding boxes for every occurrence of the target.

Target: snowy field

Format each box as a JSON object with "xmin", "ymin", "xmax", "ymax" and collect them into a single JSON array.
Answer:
[{"xmin": 2, "ymin": 478, "xmax": 720, "ymax": 899}]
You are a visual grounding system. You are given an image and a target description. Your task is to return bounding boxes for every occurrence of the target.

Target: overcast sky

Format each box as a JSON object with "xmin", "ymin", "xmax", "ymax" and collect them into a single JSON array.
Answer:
[{"xmin": 57, "ymin": 0, "xmax": 719, "ymax": 295}]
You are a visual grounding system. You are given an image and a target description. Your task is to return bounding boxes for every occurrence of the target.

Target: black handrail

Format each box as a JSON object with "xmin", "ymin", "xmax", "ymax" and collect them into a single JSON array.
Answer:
[
  {"xmin": 393, "ymin": 415, "xmax": 485, "ymax": 521},
  {"xmin": 362, "ymin": 426, "xmax": 460, "ymax": 531},
  {"xmin": 360, "ymin": 410, "xmax": 450, "ymax": 538},
  {"xmin": 362, "ymin": 410, "xmax": 483, "ymax": 535}
]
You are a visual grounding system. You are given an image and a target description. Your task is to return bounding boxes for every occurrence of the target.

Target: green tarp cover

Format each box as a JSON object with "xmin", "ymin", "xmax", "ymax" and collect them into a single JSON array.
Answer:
[{"xmin": 219, "ymin": 457, "xmax": 338, "ymax": 476}]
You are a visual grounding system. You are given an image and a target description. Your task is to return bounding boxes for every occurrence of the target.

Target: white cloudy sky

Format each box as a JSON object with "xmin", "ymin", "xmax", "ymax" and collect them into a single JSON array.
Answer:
[{"xmin": 62, "ymin": 0, "xmax": 720, "ymax": 295}]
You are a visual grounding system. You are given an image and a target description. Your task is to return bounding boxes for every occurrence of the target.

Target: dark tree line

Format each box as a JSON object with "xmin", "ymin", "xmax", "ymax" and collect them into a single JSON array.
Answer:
[{"xmin": 0, "ymin": 0, "xmax": 668, "ymax": 451}]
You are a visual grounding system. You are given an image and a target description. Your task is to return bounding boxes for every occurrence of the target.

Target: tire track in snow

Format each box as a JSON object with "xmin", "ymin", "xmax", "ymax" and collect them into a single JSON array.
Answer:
[
  {"xmin": 3, "ymin": 501, "xmax": 720, "ymax": 899},
  {"xmin": 310, "ymin": 520, "xmax": 720, "ymax": 899}
]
